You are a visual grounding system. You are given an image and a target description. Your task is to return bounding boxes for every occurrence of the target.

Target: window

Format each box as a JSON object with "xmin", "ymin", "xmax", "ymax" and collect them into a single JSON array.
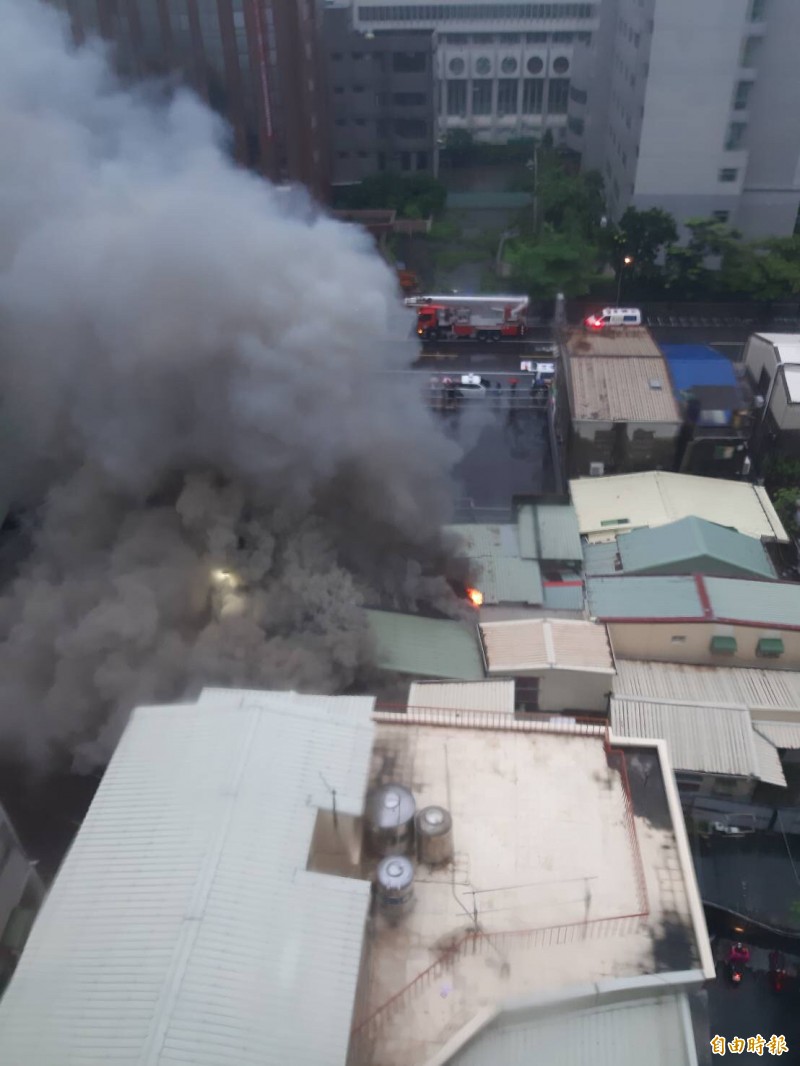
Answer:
[
  {"xmin": 710, "ymin": 635, "xmax": 737, "ymax": 655},
  {"xmin": 514, "ymin": 678, "xmax": 540, "ymax": 713},
  {"xmin": 570, "ymin": 86, "xmax": 588, "ymax": 104},
  {"xmin": 355, "ymin": 118, "xmax": 366, "ymax": 126},
  {"xmin": 353, "ymin": 85, "xmax": 365, "ymax": 93},
  {"xmin": 501, "ymin": 56, "xmax": 518, "ymax": 74},
  {"xmin": 725, "ymin": 122, "xmax": 747, "ymax": 150},
  {"xmin": 675, "ymin": 773, "xmax": 703, "ymax": 794},
  {"xmin": 449, "ymin": 56, "xmax": 465, "ymax": 75},
  {"xmin": 358, "ymin": 150, "xmax": 369, "ymax": 159},
  {"xmin": 497, "ymin": 79, "xmax": 519, "ymax": 114},
  {"xmin": 331, "ymin": 52, "xmax": 343, "ymax": 61},
  {"xmin": 336, "ymin": 151, "xmax": 349, "ymax": 159},
  {"xmin": 719, "ymin": 167, "xmax": 739, "ymax": 183},
  {"xmin": 713, "ymin": 210, "xmax": 730, "ymax": 223},
  {"xmin": 757, "ymin": 637, "xmax": 784, "ymax": 658},
  {"xmin": 568, "ymin": 116, "xmax": 584, "ymax": 135},
  {"xmin": 548, "ymin": 78, "xmax": 569, "ymax": 114},
  {"xmin": 334, "ymin": 86, "xmax": 344, "ymax": 95},
  {"xmin": 552, "ymin": 56, "xmax": 570, "ymax": 74},
  {"xmin": 378, "ymin": 151, "xmax": 386, "ymax": 171},
  {"xmin": 527, "ymin": 55, "xmax": 544, "ymax": 75},
  {"xmin": 351, "ymin": 51, "xmax": 363, "ymax": 60},
  {"xmin": 749, "ymin": 0, "xmax": 767, "ymax": 20},
  {"xmin": 733, "ymin": 80, "xmax": 753, "ymax": 110},
  {"xmin": 472, "ymin": 80, "xmax": 493, "ymax": 116},
  {"xmin": 522, "ymin": 79, "xmax": 544, "ymax": 114},
  {"xmin": 527, "ymin": 33, "xmax": 548, "ymax": 43},
  {"xmin": 401, "ymin": 152, "xmax": 412, "ymax": 171},
  {"xmin": 335, "ymin": 118, "xmax": 346, "ymax": 127},
  {"xmin": 552, "ymin": 31, "xmax": 574, "ymax": 42},
  {"xmin": 393, "ymin": 92, "xmax": 427, "ymax": 106},
  {"xmin": 393, "ymin": 52, "xmax": 426, "ymax": 73},
  {"xmin": 475, "ymin": 56, "xmax": 491, "ymax": 75},
  {"xmin": 447, "ymin": 80, "xmax": 467, "ymax": 115},
  {"xmin": 600, "ymin": 518, "xmax": 628, "ymax": 527},
  {"xmin": 499, "ymin": 33, "xmax": 521, "ymax": 43},
  {"xmin": 741, "ymin": 35, "xmax": 762, "ymax": 67},
  {"xmin": 671, "ymin": 635, "xmax": 687, "ymax": 644},
  {"xmin": 416, "ymin": 151, "xmax": 429, "ymax": 170},
  {"xmin": 394, "ymin": 118, "xmax": 427, "ymax": 138}
]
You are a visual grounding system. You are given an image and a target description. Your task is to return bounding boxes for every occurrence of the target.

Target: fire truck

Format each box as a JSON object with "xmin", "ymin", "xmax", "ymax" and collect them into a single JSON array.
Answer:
[{"xmin": 405, "ymin": 294, "xmax": 529, "ymax": 341}]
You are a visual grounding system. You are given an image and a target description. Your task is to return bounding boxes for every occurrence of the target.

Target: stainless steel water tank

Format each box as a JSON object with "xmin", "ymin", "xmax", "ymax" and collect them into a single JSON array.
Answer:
[
  {"xmin": 375, "ymin": 855, "xmax": 415, "ymax": 919},
  {"xmin": 416, "ymin": 806, "xmax": 454, "ymax": 866},
  {"xmin": 365, "ymin": 784, "xmax": 416, "ymax": 856}
]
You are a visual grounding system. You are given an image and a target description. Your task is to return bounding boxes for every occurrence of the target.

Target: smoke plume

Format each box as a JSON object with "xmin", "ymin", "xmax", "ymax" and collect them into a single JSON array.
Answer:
[{"xmin": 0, "ymin": 1, "xmax": 461, "ymax": 771}]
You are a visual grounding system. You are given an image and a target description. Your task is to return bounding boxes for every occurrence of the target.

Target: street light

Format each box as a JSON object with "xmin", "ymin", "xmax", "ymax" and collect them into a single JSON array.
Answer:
[{"xmin": 616, "ymin": 255, "xmax": 633, "ymax": 305}]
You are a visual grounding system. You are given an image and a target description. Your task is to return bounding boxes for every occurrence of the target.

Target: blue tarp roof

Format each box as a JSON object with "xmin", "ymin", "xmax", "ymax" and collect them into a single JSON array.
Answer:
[{"xmin": 661, "ymin": 344, "xmax": 738, "ymax": 391}]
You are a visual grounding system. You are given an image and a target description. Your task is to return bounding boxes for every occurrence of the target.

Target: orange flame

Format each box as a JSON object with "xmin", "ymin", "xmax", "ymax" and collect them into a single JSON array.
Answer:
[{"xmin": 466, "ymin": 587, "xmax": 484, "ymax": 608}]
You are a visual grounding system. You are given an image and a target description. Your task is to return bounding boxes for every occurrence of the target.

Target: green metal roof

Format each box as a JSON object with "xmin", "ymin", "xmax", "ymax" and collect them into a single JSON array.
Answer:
[
  {"xmin": 474, "ymin": 557, "xmax": 543, "ymax": 606},
  {"xmin": 364, "ymin": 609, "xmax": 485, "ymax": 680},
  {"xmin": 446, "ymin": 191, "xmax": 533, "ymax": 210},
  {"xmin": 586, "ymin": 576, "xmax": 702, "ymax": 620},
  {"xmin": 517, "ymin": 503, "xmax": 583, "ymax": 562},
  {"xmin": 618, "ymin": 517, "xmax": 776, "ymax": 581},
  {"xmin": 706, "ymin": 579, "xmax": 800, "ymax": 629},
  {"xmin": 446, "ymin": 524, "xmax": 520, "ymax": 560},
  {"xmin": 582, "ymin": 541, "xmax": 620, "ymax": 576}
]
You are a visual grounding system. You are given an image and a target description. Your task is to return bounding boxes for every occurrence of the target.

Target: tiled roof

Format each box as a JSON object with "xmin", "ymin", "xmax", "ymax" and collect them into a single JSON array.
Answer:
[{"xmin": 569, "ymin": 356, "xmax": 681, "ymax": 422}]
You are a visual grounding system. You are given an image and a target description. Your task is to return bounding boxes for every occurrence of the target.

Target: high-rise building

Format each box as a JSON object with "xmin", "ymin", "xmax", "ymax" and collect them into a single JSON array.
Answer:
[
  {"xmin": 323, "ymin": 4, "xmax": 436, "ymax": 184},
  {"xmin": 352, "ymin": 2, "xmax": 600, "ymax": 146},
  {"xmin": 567, "ymin": 0, "xmax": 800, "ymax": 237},
  {"xmin": 53, "ymin": 0, "xmax": 330, "ymax": 200}
]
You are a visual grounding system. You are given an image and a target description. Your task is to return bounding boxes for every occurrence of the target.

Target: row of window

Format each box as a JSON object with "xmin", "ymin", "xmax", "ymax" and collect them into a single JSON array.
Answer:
[
  {"xmin": 330, "ymin": 50, "xmax": 428, "ymax": 72},
  {"xmin": 441, "ymin": 31, "xmax": 587, "ymax": 43},
  {"xmin": 446, "ymin": 77, "xmax": 568, "ymax": 115},
  {"xmin": 448, "ymin": 55, "xmax": 569, "ymax": 75},
  {"xmin": 357, "ymin": 4, "xmax": 595, "ymax": 21},
  {"xmin": 337, "ymin": 149, "xmax": 430, "ymax": 171}
]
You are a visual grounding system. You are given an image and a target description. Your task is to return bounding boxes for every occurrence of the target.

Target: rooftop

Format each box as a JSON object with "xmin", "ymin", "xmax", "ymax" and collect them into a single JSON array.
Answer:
[
  {"xmin": 517, "ymin": 502, "xmax": 583, "ymax": 562},
  {"xmin": 586, "ymin": 573, "xmax": 800, "ymax": 629},
  {"xmin": 0, "ymin": 689, "xmax": 375, "ymax": 1066},
  {"xmin": 407, "ymin": 679, "xmax": 515, "ymax": 714},
  {"xmin": 479, "ymin": 618, "xmax": 614, "ymax": 675},
  {"xmin": 569, "ymin": 470, "xmax": 789, "ymax": 543},
  {"xmin": 611, "ymin": 696, "xmax": 786, "ymax": 787},
  {"xmin": 755, "ymin": 334, "xmax": 800, "ymax": 403},
  {"xmin": 563, "ymin": 326, "xmax": 662, "ymax": 358},
  {"xmin": 355, "ymin": 710, "xmax": 709, "ymax": 1066},
  {"xmin": 617, "ymin": 516, "xmax": 777, "ymax": 581},
  {"xmin": 661, "ymin": 344, "xmax": 740, "ymax": 391},
  {"xmin": 613, "ymin": 658, "xmax": 800, "ymax": 712},
  {"xmin": 366, "ymin": 609, "xmax": 484, "ymax": 680},
  {"xmin": 568, "ymin": 356, "xmax": 681, "ymax": 423}
]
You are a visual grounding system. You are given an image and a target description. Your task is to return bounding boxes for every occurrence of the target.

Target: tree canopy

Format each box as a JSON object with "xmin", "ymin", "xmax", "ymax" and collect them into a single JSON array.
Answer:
[{"xmin": 332, "ymin": 173, "xmax": 446, "ymax": 219}]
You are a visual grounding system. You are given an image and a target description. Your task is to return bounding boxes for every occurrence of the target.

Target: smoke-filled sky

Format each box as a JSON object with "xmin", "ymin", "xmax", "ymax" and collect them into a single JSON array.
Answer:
[{"xmin": 0, "ymin": 0, "xmax": 461, "ymax": 771}]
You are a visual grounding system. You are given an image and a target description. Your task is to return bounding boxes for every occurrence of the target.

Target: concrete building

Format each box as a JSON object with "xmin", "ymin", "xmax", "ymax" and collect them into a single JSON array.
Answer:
[
  {"xmin": 323, "ymin": 4, "xmax": 435, "ymax": 183},
  {"xmin": 613, "ymin": 658, "xmax": 800, "ymax": 797},
  {"xmin": 744, "ymin": 332, "xmax": 800, "ymax": 461},
  {"xmin": 570, "ymin": 470, "xmax": 789, "ymax": 544},
  {"xmin": 566, "ymin": 0, "xmax": 800, "ymax": 237},
  {"xmin": 587, "ymin": 572, "xmax": 800, "ymax": 669},
  {"xmin": 352, "ymin": 0, "xmax": 600, "ymax": 145},
  {"xmin": 0, "ymin": 802, "xmax": 44, "ymax": 995},
  {"xmin": 559, "ymin": 326, "xmax": 681, "ymax": 477},
  {"xmin": 54, "ymin": 0, "xmax": 330, "ymax": 199}
]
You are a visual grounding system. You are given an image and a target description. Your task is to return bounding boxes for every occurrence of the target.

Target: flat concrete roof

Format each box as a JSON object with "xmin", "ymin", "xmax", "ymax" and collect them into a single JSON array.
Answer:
[{"xmin": 353, "ymin": 713, "xmax": 704, "ymax": 1066}]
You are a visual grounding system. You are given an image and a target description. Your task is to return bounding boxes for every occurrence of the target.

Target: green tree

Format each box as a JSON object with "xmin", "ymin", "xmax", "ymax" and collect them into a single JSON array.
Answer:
[
  {"xmin": 723, "ymin": 235, "xmax": 800, "ymax": 302},
  {"xmin": 507, "ymin": 227, "xmax": 599, "ymax": 297},
  {"xmin": 771, "ymin": 487, "xmax": 800, "ymax": 538},
  {"xmin": 616, "ymin": 207, "xmax": 678, "ymax": 276},
  {"xmin": 664, "ymin": 217, "xmax": 740, "ymax": 296},
  {"xmin": 441, "ymin": 129, "xmax": 475, "ymax": 167},
  {"xmin": 534, "ymin": 151, "xmax": 605, "ymax": 240}
]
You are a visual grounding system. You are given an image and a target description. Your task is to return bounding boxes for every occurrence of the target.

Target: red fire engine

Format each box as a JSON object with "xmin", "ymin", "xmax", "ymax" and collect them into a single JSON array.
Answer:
[{"xmin": 405, "ymin": 294, "xmax": 529, "ymax": 341}]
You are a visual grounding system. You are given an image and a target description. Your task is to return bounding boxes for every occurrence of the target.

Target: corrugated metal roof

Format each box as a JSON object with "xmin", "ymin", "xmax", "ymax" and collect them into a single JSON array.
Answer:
[
  {"xmin": 569, "ymin": 471, "xmax": 789, "ymax": 544},
  {"xmin": 449, "ymin": 992, "xmax": 695, "ymax": 1066},
  {"xmin": 407, "ymin": 680, "xmax": 515, "ymax": 714},
  {"xmin": 446, "ymin": 523, "xmax": 520, "ymax": 560},
  {"xmin": 564, "ymin": 327, "xmax": 663, "ymax": 358},
  {"xmin": 0, "ymin": 689, "xmax": 375, "ymax": 1066},
  {"xmin": 480, "ymin": 618, "xmax": 613, "ymax": 674},
  {"xmin": 618, "ymin": 517, "xmax": 777, "ymax": 580},
  {"xmin": 587, "ymin": 575, "xmax": 702, "ymax": 620},
  {"xmin": 754, "ymin": 721, "xmax": 800, "ymax": 750},
  {"xmin": 752, "ymin": 731, "xmax": 788, "ymax": 787},
  {"xmin": 611, "ymin": 696, "xmax": 784, "ymax": 784},
  {"xmin": 517, "ymin": 503, "xmax": 583, "ymax": 561},
  {"xmin": 614, "ymin": 659, "xmax": 800, "ymax": 710},
  {"xmin": 705, "ymin": 576, "xmax": 800, "ymax": 628},
  {"xmin": 583, "ymin": 541, "xmax": 621, "ymax": 576},
  {"xmin": 365, "ymin": 609, "xmax": 484, "ymax": 680},
  {"xmin": 569, "ymin": 356, "xmax": 681, "ymax": 422},
  {"xmin": 542, "ymin": 582, "xmax": 585, "ymax": 611},
  {"xmin": 475, "ymin": 556, "xmax": 543, "ymax": 605}
]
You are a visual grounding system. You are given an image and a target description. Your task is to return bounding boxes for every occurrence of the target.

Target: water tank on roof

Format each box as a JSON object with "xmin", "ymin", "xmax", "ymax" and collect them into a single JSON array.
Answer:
[
  {"xmin": 416, "ymin": 806, "xmax": 454, "ymax": 866},
  {"xmin": 365, "ymin": 784, "xmax": 416, "ymax": 857},
  {"xmin": 375, "ymin": 855, "xmax": 415, "ymax": 920}
]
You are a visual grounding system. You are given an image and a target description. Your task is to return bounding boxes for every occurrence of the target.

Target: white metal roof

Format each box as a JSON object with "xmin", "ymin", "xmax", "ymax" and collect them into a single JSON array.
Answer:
[
  {"xmin": 408, "ymin": 680, "xmax": 516, "ymax": 714},
  {"xmin": 569, "ymin": 471, "xmax": 789, "ymax": 543},
  {"xmin": 752, "ymin": 335, "xmax": 800, "ymax": 402},
  {"xmin": 0, "ymin": 689, "xmax": 375, "ymax": 1066},
  {"xmin": 611, "ymin": 696, "xmax": 786, "ymax": 786},
  {"xmin": 479, "ymin": 618, "xmax": 614, "ymax": 675},
  {"xmin": 754, "ymin": 720, "xmax": 800, "ymax": 750},
  {"xmin": 446, "ymin": 990, "xmax": 696, "ymax": 1066},
  {"xmin": 614, "ymin": 659, "xmax": 800, "ymax": 711}
]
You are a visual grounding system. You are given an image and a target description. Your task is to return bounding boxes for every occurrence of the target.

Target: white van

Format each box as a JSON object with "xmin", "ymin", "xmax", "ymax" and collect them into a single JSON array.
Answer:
[{"xmin": 584, "ymin": 307, "xmax": 642, "ymax": 329}]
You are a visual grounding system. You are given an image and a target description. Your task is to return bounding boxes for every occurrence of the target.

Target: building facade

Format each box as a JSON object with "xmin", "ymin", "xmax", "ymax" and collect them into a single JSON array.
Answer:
[
  {"xmin": 352, "ymin": 1, "xmax": 600, "ymax": 145},
  {"xmin": 0, "ymin": 803, "xmax": 44, "ymax": 994},
  {"xmin": 567, "ymin": 0, "xmax": 800, "ymax": 237},
  {"xmin": 744, "ymin": 333, "xmax": 800, "ymax": 462},
  {"xmin": 323, "ymin": 4, "xmax": 436, "ymax": 183},
  {"xmin": 54, "ymin": 0, "xmax": 330, "ymax": 199}
]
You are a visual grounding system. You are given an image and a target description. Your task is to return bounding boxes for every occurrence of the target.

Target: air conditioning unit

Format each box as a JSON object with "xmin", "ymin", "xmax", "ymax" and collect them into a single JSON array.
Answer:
[{"xmin": 589, "ymin": 462, "xmax": 605, "ymax": 477}]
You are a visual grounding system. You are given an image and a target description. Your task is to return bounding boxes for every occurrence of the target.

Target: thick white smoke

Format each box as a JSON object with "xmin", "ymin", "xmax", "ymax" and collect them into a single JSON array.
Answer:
[{"xmin": 0, "ymin": 1, "xmax": 461, "ymax": 770}]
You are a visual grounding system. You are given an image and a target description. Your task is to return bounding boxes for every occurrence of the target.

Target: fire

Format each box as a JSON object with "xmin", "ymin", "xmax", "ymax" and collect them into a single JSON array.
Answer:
[{"xmin": 466, "ymin": 587, "xmax": 484, "ymax": 608}]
